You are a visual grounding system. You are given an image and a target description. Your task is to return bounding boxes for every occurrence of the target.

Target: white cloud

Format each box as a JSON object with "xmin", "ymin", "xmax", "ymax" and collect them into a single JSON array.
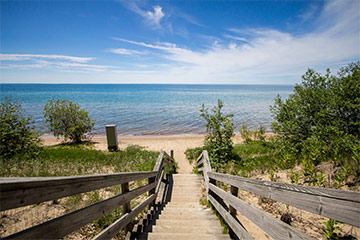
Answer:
[
  {"xmin": 122, "ymin": 1, "xmax": 165, "ymax": 28},
  {"xmin": 112, "ymin": 0, "xmax": 360, "ymax": 84},
  {"xmin": 0, "ymin": 54, "xmax": 94, "ymax": 63},
  {"xmin": 108, "ymin": 48, "xmax": 146, "ymax": 55},
  {"xmin": 0, "ymin": 54, "xmax": 111, "ymax": 72},
  {"xmin": 145, "ymin": 5, "xmax": 164, "ymax": 27}
]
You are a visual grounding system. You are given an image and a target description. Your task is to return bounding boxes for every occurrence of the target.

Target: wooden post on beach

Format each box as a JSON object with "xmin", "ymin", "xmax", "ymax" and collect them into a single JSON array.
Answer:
[
  {"xmin": 170, "ymin": 150, "xmax": 174, "ymax": 159},
  {"xmin": 105, "ymin": 125, "xmax": 118, "ymax": 151}
]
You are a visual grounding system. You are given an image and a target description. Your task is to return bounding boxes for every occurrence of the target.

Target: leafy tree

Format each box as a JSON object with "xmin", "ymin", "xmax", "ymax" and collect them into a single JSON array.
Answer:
[
  {"xmin": 270, "ymin": 62, "xmax": 360, "ymax": 164},
  {"xmin": 201, "ymin": 99, "xmax": 235, "ymax": 170},
  {"xmin": 44, "ymin": 99, "xmax": 95, "ymax": 143},
  {"xmin": 0, "ymin": 97, "xmax": 41, "ymax": 159}
]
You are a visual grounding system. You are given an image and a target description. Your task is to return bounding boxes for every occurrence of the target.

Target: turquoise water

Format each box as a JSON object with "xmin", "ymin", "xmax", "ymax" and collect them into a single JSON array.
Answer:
[{"xmin": 0, "ymin": 84, "xmax": 293, "ymax": 136}]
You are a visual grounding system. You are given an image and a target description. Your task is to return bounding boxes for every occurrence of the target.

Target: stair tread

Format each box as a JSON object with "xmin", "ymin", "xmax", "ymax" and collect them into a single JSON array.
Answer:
[
  {"xmin": 152, "ymin": 225, "xmax": 223, "ymax": 234},
  {"xmin": 135, "ymin": 232, "xmax": 230, "ymax": 240}
]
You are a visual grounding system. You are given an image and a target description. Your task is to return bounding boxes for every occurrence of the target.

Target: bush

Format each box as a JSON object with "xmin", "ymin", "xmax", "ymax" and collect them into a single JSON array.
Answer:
[
  {"xmin": 0, "ymin": 97, "xmax": 41, "ymax": 159},
  {"xmin": 200, "ymin": 99, "xmax": 235, "ymax": 170},
  {"xmin": 44, "ymin": 99, "xmax": 95, "ymax": 143},
  {"xmin": 270, "ymin": 62, "xmax": 360, "ymax": 165}
]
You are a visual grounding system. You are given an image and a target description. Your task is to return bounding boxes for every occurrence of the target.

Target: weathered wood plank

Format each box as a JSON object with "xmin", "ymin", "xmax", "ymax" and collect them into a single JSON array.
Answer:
[
  {"xmin": 163, "ymin": 152, "xmax": 175, "ymax": 165},
  {"xmin": 163, "ymin": 158, "xmax": 174, "ymax": 167},
  {"xmin": 198, "ymin": 167, "xmax": 204, "ymax": 172},
  {"xmin": 196, "ymin": 159, "xmax": 204, "ymax": 167},
  {"xmin": 208, "ymin": 172, "xmax": 360, "ymax": 227},
  {"xmin": 4, "ymin": 182, "xmax": 156, "ymax": 239},
  {"xmin": 121, "ymin": 182, "xmax": 131, "ymax": 233},
  {"xmin": 208, "ymin": 194, "xmax": 253, "ymax": 240},
  {"xmin": 153, "ymin": 151, "xmax": 165, "ymax": 181},
  {"xmin": 209, "ymin": 183, "xmax": 313, "ymax": 240},
  {"xmin": 93, "ymin": 194, "xmax": 157, "ymax": 240},
  {"xmin": 196, "ymin": 152, "xmax": 204, "ymax": 164},
  {"xmin": 164, "ymin": 167, "xmax": 173, "ymax": 172},
  {"xmin": 0, "ymin": 171, "xmax": 157, "ymax": 211},
  {"xmin": 229, "ymin": 185, "xmax": 239, "ymax": 239}
]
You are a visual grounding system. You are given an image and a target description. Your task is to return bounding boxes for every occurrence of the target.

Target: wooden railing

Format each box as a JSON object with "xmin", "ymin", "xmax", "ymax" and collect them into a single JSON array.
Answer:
[
  {"xmin": 0, "ymin": 150, "xmax": 176, "ymax": 239},
  {"xmin": 197, "ymin": 150, "xmax": 360, "ymax": 240}
]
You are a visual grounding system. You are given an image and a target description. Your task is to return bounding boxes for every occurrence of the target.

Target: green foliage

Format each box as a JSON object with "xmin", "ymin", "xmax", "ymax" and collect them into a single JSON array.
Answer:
[
  {"xmin": 334, "ymin": 165, "xmax": 351, "ymax": 188},
  {"xmin": 268, "ymin": 169, "xmax": 280, "ymax": 182},
  {"xmin": 200, "ymin": 99, "xmax": 235, "ymax": 170},
  {"xmin": 0, "ymin": 145, "xmax": 157, "ymax": 177},
  {"xmin": 270, "ymin": 62, "xmax": 360, "ymax": 183},
  {"xmin": 271, "ymin": 62, "xmax": 360, "ymax": 160},
  {"xmin": 44, "ymin": 99, "xmax": 95, "ymax": 143},
  {"xmin": 239, "ymin": 123, "xmax": 267, "ymax": 143},
  {"xmin": 289, "ymin": 169, "xmax": 300, "ymax": 184},
  {"xmin": 0, "ymin": 97, "xmax": 42, "ymax": 159},
  {"xmin": 185, "ymin": 146, "xmax": 205, "ymax": 164},
  {"xmin": 223, "ymin": 140, "xmax": 276, "ymax": 176},
  {"xmin": 239, "ymin": 123, "xmax": 252, "ymax": 143},
  {"xmin": 322, "ymin": 219, "xmax": 343, "ymax": 239}
]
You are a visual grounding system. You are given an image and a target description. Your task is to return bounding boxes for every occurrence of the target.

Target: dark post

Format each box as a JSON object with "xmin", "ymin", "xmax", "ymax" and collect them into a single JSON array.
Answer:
[
  {"xmin": 229, "ymin": 185, "xmax": 239, "ymax": 238},
  {"xmin": 148, "ymin": 177, "xmax": 156, "ymax": 207},
  {"xmin": 105, "ymin": 125, "xmax": 118, "ymax": 151},
  {"xmin": 121, "ymin": 182, "xmax": 131, "ymax": 232},
  {"xmin": 170, "ymin": 150, "xmax": 174, "ymax": 159}
]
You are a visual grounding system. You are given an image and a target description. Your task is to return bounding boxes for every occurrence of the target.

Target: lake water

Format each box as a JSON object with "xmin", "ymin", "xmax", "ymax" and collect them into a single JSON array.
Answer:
[{"xmin": 0, "ymin": 84, "xmax": 293, "ymax": 136}]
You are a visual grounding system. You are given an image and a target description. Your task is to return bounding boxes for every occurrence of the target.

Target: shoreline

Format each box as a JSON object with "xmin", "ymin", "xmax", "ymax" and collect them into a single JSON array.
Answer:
[{"xmin": 40, "ymin": 131, "xmax": 274, "ymax": 139}]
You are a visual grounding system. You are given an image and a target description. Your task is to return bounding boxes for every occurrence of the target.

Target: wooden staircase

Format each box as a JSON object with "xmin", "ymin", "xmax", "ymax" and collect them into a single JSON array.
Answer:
[{"xmin": 128, "ymin": 174, "xmax": 230, "ymax": 240}]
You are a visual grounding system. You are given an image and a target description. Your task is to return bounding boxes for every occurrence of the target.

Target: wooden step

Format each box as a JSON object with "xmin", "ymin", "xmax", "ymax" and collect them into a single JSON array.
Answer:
[
  {"xmin": 154, "ymin": 218, "xmax": 223, "ymax": 228},
  {"xmin": 151, "ymin": 225, "xmax": 224, "ymax": 234},
  {"xmin": 135, "ymin": 233, "xmax": 230, "ymax": 240}
]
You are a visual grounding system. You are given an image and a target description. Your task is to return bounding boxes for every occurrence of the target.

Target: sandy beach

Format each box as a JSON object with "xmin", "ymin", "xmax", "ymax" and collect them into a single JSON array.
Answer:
[{"xmin": 42, "ymin": 134, "xmax": 245, "ymax": 174}]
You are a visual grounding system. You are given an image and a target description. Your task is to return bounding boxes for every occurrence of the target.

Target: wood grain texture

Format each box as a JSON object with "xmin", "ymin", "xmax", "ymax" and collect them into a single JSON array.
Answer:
[
  {"xmin": 4, "ymin": 182, "xmax": 156, "ymax": 240},
  {"xmin": 208, "ymin": 194, "xmax": 253, "ymax": 240},
  {"xmin": 0, "ymin": 171, "xmax": 157, "ymax": 211},
  {"xmin": 93, "ymin": 194, "xmax": 157, "ymax": 240},
  {"xmin": 209, "ymin": 183, "xmax": 313, "ymax": 240},
  {"xmin": 208, "ymin": 172, "xmax": 360, "ymax": 227}
]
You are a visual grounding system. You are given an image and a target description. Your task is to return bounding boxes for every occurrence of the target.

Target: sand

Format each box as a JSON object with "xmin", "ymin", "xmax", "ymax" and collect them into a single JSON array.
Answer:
[{"xmin": 42, "ymin": 134, "xmax": 245, "ymax": 174}]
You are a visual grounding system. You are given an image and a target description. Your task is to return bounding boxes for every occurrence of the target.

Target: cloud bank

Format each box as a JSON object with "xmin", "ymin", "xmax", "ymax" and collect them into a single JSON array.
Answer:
[
  {"xmin": 109, "ymin": 0, "xmax": 359, "ymax": 84},
  {"xmin": 1, "ymin": 0, "xmax": 359, "ymax": 84}
]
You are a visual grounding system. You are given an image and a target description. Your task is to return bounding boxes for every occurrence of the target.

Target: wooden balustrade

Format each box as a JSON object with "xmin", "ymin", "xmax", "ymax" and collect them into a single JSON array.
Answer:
[
  {"xmin": 197, "ymin": 150, "xmax": 360, "ymax": 240},
  {"xmin": 0, "ymin": 150, "xmax": 176, "ymax": 240}
]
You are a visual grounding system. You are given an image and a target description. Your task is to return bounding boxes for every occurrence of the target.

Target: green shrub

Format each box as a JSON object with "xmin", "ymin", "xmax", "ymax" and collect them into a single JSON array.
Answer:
[
  {"xmin": 270, "ymin": 62, "xmax": 360, "ymax": 167},
  {"xmin": 0, "ymin": 97, "xmax": 41, "ymax": 159},
  {"xmin": 239, "ymin": 123, "xmax": 252, "ymax": 143},
  {"xmin": 322, "ymin": 219, "xmax": 343, "ymax": 239},
  {"xmin": 44, "ymin": 99, "xmax": 95, "ymax": 143},
  {"xmin": 200, "ymin": 99, "xmax": 235, "ymax": 170},
  {"xmin": 185, "ymin": 146, "xmax": 205, "ymax": 164}
]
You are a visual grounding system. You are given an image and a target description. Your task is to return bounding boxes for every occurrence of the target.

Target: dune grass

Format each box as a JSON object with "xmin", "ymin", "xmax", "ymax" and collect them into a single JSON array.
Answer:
[
  {"xmin": 0, "ymin": 144, "xmax": 158, "ymax": 177},
  {"xmin": 0, "ymin": 144, "xmax": 159, "ymax": 239}
]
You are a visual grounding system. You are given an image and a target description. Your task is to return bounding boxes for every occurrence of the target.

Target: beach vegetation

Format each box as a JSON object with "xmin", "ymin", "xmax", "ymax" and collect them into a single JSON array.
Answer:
[
  {"xmin": 0, "ymin": 144, "xmax": 157, "ymax": 177},
  {"xmin": 0, "ymin": 144, "xmax": 158, "ymax": 239},
  {"xmin": 270, "ymin": 61, "xmax": 360, "ymax": 169},
  {"xmin": 200, "ymin": 99, "xmax": 235, "ymax": 170},
  {"xmin": 0, "ymin": 97, "xmax": 42, "ymax": 160},
  {"xmin": 44, "ymin": 99, "xmax": 95, "ymax": 143}
]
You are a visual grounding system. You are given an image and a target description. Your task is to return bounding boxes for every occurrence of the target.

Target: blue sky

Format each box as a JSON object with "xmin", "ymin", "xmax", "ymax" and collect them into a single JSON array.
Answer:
[{"xmin": 1, "ymin": 0, "xmax": 359, "ymax": 84}]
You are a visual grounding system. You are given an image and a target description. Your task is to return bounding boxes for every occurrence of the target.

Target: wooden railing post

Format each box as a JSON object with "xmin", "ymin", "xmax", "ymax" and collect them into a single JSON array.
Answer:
[
  {"xmin": 148, "ymin": 177, "xmax": 156, "ymax": 207},
  {"xmin": 229, "ymin": 185, "xmax": 239, "ymax": 239},
  {"xmin": 170, "ymin": 150, "xmax": 174, "ymax": 159},
  {"xmin": 121, "ymin": 182, "xmax": 131, "ymax": 233}
]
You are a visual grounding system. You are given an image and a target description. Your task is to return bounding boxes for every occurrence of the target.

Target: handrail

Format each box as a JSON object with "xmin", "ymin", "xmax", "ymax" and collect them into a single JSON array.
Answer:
[
  {"xmin": 197, "ymin": 150, "xmax": 360, "ymax": 240},
  {"xmin": 0, "ymin": 150, "xmax": 176, "ymax": 240}
]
